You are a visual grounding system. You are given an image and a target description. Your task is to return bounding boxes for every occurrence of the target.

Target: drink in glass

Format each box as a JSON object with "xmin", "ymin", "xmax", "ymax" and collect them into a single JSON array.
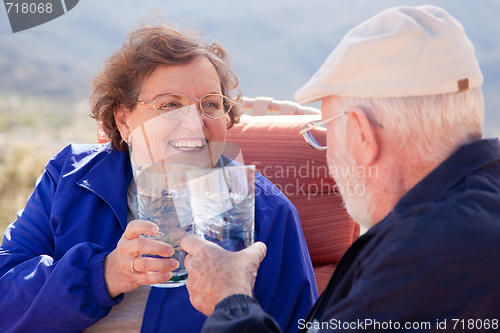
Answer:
[
  {"xmin": 186, "ymin": 165, "xmax": 255, "ymax": 251},
  {"xmin": 135, "ymin": 163, "xmax": 197, "ymax": 287}
]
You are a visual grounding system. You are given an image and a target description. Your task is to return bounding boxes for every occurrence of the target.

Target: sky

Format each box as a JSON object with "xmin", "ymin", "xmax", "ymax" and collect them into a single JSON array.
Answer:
[{"xmin": 1, "ymin": 0, "xmax": 499, "ymax": 135}]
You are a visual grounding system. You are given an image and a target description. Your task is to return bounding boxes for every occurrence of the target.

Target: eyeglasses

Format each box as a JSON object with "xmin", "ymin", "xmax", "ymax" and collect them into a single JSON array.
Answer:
[
  {"xmin": 136, "ymin": 93, "xmax": 234, "ymax": 120},
  {"xmin": 299, "ymin": 112, "xmax": 349, "ymax": 150}
]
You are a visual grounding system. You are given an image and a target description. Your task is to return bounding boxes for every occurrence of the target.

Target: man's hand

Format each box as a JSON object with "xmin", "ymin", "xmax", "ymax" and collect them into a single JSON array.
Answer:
[{"xmin": 181, "ymin": 234, "xmax": 267, "ymax": 316}]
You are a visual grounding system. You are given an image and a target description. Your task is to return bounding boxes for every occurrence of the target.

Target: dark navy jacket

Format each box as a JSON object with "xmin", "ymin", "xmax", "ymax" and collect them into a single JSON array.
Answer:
[
  {"xmin": 0, "ymin": 143, "xmax": 317, "ymax": 332},
  {"xmin": 201, "ymin": 138, "xmax": 500, "ymax": 332}
]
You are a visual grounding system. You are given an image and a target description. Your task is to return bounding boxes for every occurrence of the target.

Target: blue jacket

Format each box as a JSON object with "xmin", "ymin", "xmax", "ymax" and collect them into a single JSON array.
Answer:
[
  {"xmin": 0, "ymin": 143, "xmax": 317, "ymax": 332},
  {"xmin": 200, "ymin": 138, "xmax": 500, "ymax": 332}
]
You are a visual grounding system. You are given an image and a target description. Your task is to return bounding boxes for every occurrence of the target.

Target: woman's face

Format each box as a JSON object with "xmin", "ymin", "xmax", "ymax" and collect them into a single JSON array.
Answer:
[{"xmin": 115, "ymin": 57, "xmax": 228, "ymax": 168}]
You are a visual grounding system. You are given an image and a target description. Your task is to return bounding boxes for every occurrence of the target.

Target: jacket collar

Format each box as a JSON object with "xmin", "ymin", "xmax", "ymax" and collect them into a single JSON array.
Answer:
[
  {"xmin": 77, "ymin": 144, "xmax": 132, "ymax": 230},
  {"xmin": 75, "ymin": 149, "xmax": 241, "ymax": 230},
  {"xmin": 396, "ymin": 138, "xmax": 500, "ymax": 209}
]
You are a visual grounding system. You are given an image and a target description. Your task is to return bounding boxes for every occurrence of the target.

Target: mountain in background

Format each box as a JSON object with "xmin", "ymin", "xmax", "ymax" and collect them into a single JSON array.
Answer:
[{"xmin": 1, "ymin": 0, "xmax": 499, "ymax": 136}]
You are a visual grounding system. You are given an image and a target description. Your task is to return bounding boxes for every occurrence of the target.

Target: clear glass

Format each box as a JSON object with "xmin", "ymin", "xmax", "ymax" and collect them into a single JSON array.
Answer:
[
  {"xmin": 133, "ymin": 163, "xmax": 255, "ymax": 288},
  {"xmin": 134, "ymin": 163, "xmax": 199, "ymax": 287},
  {"xmin": 186, "ymin": 165, "xmax": 255, "ymax": 251}
]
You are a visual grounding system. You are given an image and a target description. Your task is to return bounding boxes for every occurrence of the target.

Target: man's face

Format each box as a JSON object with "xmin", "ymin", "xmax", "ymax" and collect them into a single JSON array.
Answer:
[
  {"xmin": 321, "ymin": 96, "xmax": 343, "ymax": 169},
  {"xmin": 321, "ymin": 96, "xmax": 375, "ymax": 229}
]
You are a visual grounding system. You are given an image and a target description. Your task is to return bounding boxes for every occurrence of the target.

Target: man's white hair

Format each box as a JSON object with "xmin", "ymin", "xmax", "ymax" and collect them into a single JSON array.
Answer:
[{"xmin": 331, "ymin": 88, "xmax": 484, "ymax": 163}]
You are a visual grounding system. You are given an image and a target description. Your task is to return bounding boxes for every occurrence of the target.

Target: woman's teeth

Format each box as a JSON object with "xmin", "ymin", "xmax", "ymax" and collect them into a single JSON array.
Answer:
[{"xmin": 169, "ymin": 139, "xmax": 205, "ymax": 151}]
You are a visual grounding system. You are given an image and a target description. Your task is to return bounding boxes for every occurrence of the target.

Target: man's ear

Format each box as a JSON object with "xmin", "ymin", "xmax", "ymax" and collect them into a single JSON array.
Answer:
[
  {"xmin": 345, "ymin": 107, "xmax": 380, "ymax": 166},
  {"xmin": 114, "ymin": 106, "xmax": 131, "ymax": 143}
]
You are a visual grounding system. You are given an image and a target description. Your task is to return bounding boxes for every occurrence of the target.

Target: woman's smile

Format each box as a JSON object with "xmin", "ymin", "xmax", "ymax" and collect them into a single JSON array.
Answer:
[{"xmin": 168, "ymin": 138, "xmax": 207, "ymax": 151}]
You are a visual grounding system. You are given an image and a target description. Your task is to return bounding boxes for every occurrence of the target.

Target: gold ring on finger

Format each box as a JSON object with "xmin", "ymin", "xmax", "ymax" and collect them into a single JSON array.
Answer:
[{"xmin": 131, "ymin": 257, "xmax": 138, "ymax": 275}]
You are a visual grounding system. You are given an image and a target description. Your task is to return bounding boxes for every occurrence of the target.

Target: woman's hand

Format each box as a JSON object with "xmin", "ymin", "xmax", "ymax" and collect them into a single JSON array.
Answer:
[{"xmin": 104, "ymin": 219, "xmax": 179, "ymax": 298}]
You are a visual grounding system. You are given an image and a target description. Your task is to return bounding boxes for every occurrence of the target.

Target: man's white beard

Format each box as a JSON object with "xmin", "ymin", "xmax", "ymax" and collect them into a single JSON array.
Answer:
[{"xmin": 329, "ymin": 143, "xmax": 376, "ymax": 230}]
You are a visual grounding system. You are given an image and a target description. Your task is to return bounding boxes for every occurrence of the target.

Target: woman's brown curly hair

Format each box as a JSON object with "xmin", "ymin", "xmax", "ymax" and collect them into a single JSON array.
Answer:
[{"xmin": 90, "ymin": 24, "xmax": 243, "ymax": 151}]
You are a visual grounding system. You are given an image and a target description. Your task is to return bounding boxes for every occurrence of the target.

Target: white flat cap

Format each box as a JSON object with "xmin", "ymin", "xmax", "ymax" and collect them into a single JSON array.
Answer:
[{"xmin": 295, "ymin": 5, "xmax": 483, "ymax": 103}]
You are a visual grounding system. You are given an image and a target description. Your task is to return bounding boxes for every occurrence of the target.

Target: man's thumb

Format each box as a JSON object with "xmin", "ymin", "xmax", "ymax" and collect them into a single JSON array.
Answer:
[{"xmin": 243, "ymin": 241, "xmax": 267, "ymax": 264}]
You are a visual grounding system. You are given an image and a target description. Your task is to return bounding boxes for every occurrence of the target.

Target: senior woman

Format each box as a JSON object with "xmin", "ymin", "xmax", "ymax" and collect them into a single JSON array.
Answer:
[{"xmin": 0, "ymin": 24, "xmax": 317, "ymax": 332}]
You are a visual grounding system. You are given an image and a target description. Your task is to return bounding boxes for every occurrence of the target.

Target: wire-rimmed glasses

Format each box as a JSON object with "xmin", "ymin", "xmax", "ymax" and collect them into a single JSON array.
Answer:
[
  {"xmin": 136, "ymin": 93, "xmax": 234, "ymax": 120},
  {"xmin": 299, "ymin": 112, "xmax": 349, "ymax": 150}
]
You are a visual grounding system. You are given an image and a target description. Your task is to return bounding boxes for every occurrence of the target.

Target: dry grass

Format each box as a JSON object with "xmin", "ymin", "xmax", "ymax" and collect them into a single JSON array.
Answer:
[
  {"xmin": 0, "ymin": 141, "xmax": 59, "ymax": 235},
  {"xmin": 0, "ymin": 94, "xmax": 97, "ymax": 237}
]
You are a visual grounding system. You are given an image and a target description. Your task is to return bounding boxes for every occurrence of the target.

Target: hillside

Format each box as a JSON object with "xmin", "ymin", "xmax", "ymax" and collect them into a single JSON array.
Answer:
[{"xmin": 0, "ymin": 0, "xmax": 499, "ymax": 137}]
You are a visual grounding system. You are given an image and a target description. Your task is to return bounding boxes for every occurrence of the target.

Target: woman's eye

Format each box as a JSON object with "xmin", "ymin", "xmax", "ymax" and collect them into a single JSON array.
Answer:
[
  {"xmin": 203, "ymin": 101, "xmax": 219, "ymax": 109},
  {"xmin": 158, "ymin": 101, "xmax": 183, "ymax": 111}
]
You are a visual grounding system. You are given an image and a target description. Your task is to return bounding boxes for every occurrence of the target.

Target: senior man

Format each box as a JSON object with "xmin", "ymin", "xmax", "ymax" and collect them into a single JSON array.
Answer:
[{"xmin": 181, "ymin": 5, "xmax": 500, "ymax": 332}]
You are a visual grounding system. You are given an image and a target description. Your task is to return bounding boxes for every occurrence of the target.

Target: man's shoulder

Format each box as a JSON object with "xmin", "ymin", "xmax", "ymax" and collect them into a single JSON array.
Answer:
[{"xmin": 367, "ymin": 191, "xmax": 500, "ymax": 267}]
